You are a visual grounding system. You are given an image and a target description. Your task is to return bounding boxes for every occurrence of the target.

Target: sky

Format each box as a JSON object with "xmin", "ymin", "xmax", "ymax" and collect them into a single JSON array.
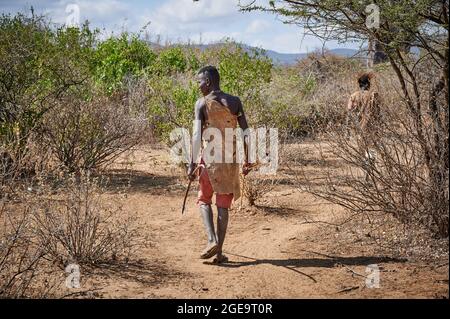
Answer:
[{"xmin": 0, "ymin": 0, "xmax": 360, "ymax": 54}]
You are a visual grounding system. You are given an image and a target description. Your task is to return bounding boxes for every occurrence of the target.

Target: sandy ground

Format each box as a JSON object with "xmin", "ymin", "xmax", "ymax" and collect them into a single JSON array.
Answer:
[{"xmin": 74, "ymin": 143, "xmax": 448, "ymax": 299}]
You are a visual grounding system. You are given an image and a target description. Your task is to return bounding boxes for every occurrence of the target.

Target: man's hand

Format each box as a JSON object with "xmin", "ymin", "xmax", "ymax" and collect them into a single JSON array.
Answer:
[
  {"xmin": 242, "ymin": 161, "xmax": 251, "ymax": 176},
  {"xmin": 187, "ymin": 163, "xmax": 197, "ymax": 181}
]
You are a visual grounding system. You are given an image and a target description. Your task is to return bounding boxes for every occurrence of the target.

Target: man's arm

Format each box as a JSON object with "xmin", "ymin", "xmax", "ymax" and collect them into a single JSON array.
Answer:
[
  {"xmin": 188, "ymin": 99, "xmax": 204, "ymax": 180},
  {"xmin": 236, "ymin": 98, "xmax": 251, "ymax": 175},
  {"xmin": 236, "ymin": 98, "xmax": 249, "ymax": 131},
  {"xmin": 347, "ymin": 93, "xmax": 357, "ymax": 112}
]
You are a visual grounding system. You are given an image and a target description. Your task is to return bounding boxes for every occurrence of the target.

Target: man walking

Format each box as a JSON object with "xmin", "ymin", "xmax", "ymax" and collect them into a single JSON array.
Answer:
[
  {"xmin": 347, "ymin": 72, "xmax": 381, "ymax": 181},
  {"xmin": 188, "ymin": 65, "xmax": 250, "ymax": 264}
]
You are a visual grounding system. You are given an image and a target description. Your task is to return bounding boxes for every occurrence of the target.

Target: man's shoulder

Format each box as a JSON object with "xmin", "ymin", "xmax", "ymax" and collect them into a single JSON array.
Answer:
[
  {"xmin": 220, "ymin": 91, "xmax": 241, "ymax": 104},
  {"xmin": 350, "ymin": 91, "xmax": 360, "ymax": 98},
  {"xmin": 222, "ymin": 91, "xmax": 240, "ymax": 100},
  {"xmin": 195, "ymin": 97, "xmax": 206, "ymax": 108}
]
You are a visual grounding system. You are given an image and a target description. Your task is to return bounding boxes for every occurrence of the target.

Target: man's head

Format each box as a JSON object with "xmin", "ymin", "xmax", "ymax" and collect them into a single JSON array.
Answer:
[
  {"xmin": 197, "ymin": 65, "xmax": 220, "ymax": 96},
  {"xmin": 358, "ymin": 73, "xmax": 372, "ymax": 91}
]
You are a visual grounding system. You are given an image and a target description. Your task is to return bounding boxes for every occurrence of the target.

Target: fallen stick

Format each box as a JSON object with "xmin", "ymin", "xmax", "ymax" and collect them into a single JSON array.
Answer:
[
  {"xmin": 337, "ymin": 286, "xmax": 359, "ymax": 293},
  {"xmin": 337, "ymin": 263, "xmax": 367, "ymax": 278}
]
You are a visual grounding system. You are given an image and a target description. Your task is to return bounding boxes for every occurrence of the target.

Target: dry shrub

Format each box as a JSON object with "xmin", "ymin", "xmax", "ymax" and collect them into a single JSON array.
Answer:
[
  {"xmin": 0, "ymin": 149, "xmax": 15, "ymax": 187},
  {"xmin": 296, "ymin": 50, "xmax": 362, "ymax": 84},
  {"xmin": 240, "ymin": 130, "xmax": 288, "ymax": 207},
  {"xmin": 344, "ymin": 211, "xmax": 448, "ymax": 262},
  {"xmin": 240, "ymin": 173, "xmax": 278, "ymax": 206},
  {"xmin": 0, "ymin": 204, "xmax": 54, "ymax": 298},
  {"xmin": 300, "ymin": 52, "xmax": 364, "ymax": 134},
  {"xmin": 300, "ymin": 65, "xmax": 449, "ymax": 240},
  {"xmin": 1, "ymin": 170, "xmax": 146, "ymax": 298},
  {"xmin": 259, "ymin": 52, "xmax": 363, "ymax": 139},
  {"xmin": 32, "ymin": 174, "xmax": 146, "ymax": 267},
  {"xmin": 40, "ymin": 91, "xmax": 147, "ymax": 173}
]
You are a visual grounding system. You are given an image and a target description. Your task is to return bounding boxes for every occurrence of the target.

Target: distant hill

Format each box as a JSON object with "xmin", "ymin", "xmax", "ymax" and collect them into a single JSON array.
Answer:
[
  {"xmin": 264, "ymin": 48, "xmax": 361, "ymax": 65},
  {"xmin": 148, "ymin": 41, "xmax": 364, "ymax": 65}
]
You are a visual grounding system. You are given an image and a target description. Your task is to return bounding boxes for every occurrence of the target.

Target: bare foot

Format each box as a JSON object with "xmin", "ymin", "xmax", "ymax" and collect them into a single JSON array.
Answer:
[
  {"xmin": 200, "ymin": 243, "xmax": 219, "ymax": 259},
  {"xmin": 213, "ymin": 254, "xmax": 228, "ymax": 264}
]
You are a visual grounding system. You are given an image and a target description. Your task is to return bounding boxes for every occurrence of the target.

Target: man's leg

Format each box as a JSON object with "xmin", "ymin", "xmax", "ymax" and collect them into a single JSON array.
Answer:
[
  {"xmin": 214, "ymin": 194, "xmax": 233, "ymax": 263},
  {"xmin": 198, "ymin": 168, "xmax": 218, "ymax": 259},
  {"xmin": 364, "ymin": 149, "xmax": 376, "ymax": 183},
  {"xmin": 216, "ymin": 207, "xmax": 229, "ymax": 262},
  {"xmin": 199, "ymin": 204, "xmax": 218, "ymax": 259}
]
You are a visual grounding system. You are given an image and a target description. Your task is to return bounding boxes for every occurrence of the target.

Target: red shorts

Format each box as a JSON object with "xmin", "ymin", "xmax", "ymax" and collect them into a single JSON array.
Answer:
[{"xmin": 197, "ymin": 167, "xmax": 234, "ymax": 209}]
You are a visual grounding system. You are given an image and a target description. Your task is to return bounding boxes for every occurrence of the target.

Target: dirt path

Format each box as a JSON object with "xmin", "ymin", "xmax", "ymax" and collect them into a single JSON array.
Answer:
[{"xmin": 81, "ymin": 145, "xmax": 448, "ymax": 299}]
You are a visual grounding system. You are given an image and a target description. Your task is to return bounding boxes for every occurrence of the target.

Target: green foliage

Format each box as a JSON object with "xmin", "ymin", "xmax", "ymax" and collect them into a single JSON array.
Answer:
[
  {"xmin": 0, "ymin": 13, "xmax": 48, "ymax": 143},
  {"xmin": 0, "ymin": 12, "xmax": 279, "ymax": 151},
  {"xmin": 255, "ymin": 67, "xmax": 318, "ymax": 136},
  {"xmin": 0, "ymin": 13, "xmax": 95, "ymax": 159},
  {"xmin": 93, "ymin": 33, "xmax": 156, "ymax": 94},
  {"xmin": 146, "ymin": 42, "xmax": 274, "ymax": 141},
  {"xmin": 216, "ymin": 43, "xmax": 273, "ymax": 100},
  {"xmin": 148, "ymin": 76, "xmax": 199, "ymax": 141},
  {"xmin": 185, "ymin": 48, "xmax": 202, "ymax": 72},
  {"xmin": 0, "ymin": 11, "xmax": 368, "ymax": 169},
  {"xmin": 0, "ymin": 13, "xmax": 153, "ymax": 173},
  {"xmin": 150, "ymin": 47, "xmax": 188, "ymax": 75}
]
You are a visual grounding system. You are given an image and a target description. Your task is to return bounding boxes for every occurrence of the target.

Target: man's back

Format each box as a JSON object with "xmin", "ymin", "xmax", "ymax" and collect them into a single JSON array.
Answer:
[
  {"xmin": 196, "ymin": 90, "xmax": 248, "ymax": 132},
  {"xmin": 348, "ymin": 90, "xmax": 380, "ymax": 131},
  {"xmin": 199, "ymin": 91, "xmax": 243, "ymax": 121}
]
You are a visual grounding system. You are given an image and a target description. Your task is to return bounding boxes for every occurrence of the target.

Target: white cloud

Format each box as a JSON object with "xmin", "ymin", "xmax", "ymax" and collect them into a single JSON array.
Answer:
[
  {"xmin": 156, "ymin": 0, "xmax": 237, "ymax": 24},
  {"xmin": 271, "ymin": 32, "xmax": 306, "ymax": 53},
  {"xmin": 144, "ymin": 0, "xmax": 241, "ymax": 35},
  {"xmin": 78, "ymin": 0, "xmax": 129, "ymax": 20},
  {"xmin": 246, "ymin": 19, "xmax": 271, "ymax": 34},
  {"xmin": 55, "ymin": 0, "xmax": 130, "ymax": 25},
  {"xmin": 0, "ymin": 0, "xmax": 361, "ymax": 53}
]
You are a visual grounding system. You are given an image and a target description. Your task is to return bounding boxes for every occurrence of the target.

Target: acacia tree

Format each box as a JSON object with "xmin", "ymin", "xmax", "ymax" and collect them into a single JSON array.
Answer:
[{"xmin": 241, "ymin": 0, "xmax": 449, "ymax": 237}]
